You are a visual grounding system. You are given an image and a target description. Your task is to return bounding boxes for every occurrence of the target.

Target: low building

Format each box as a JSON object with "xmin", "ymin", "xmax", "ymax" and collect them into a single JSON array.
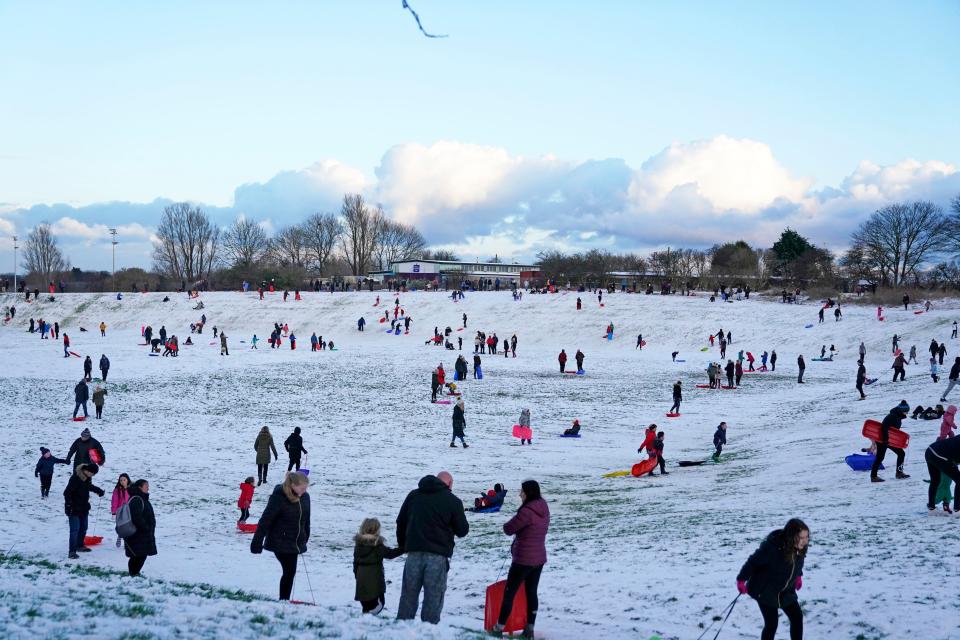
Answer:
[{"xmin": 370, "ymin": 259, "xmax": 541, "ymax": 287}]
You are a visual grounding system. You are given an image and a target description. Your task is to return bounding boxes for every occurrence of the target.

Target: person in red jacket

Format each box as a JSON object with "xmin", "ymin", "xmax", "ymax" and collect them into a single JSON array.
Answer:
[
  {"xmin": 491, "ymin": 479, "xmax": 550, "ymax": 638},
  {"xmin": 63, "ymin": 333, "xmax": 71, "ymax": 358},
  {"xmin": 238, "ymin": 476, "xmax": 255, "ymax": 523},
  {"xmin": 638, "ymin": 424, "xmax": 657, "ymax": 456},
  {"xmin": 558, "ymin": 349, "xmax": 567, "ymax": 373},
  {"xmin": 437, "ymin": 364, "xmax": 446, "ymax": 386}
]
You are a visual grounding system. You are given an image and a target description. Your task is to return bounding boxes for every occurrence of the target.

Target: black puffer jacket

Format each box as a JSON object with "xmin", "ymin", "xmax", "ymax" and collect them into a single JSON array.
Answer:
[
  {"xmin": 736, "ymin": 530, "xmax": 805, "ymax": 608},
  {"xmin": 251, "ymin": 484, "xmax": 311, "ymax": 555},
  {"xmin": 63, "ymin": 466, "xmax": 104, "ymax": 517},
  {"xmin": 284, "ymin": 432, "xmax": 307, "ymax": 458},
  {"xmin": 124, "ymin": 485, "xmax": 157, "ymax": 558},
  {"xmin": 67, "ymin": 437, "xmax": 106, "ymax": 467},
  {"xmin": 396, "ymin": 475, "xmax": 469, "ymax": 557}
]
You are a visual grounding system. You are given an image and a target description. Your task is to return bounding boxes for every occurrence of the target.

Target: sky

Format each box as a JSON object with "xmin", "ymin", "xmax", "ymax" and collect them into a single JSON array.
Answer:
[{"xmin": 0, "ymin": 0, "xmax": 958, "ymax": 271}]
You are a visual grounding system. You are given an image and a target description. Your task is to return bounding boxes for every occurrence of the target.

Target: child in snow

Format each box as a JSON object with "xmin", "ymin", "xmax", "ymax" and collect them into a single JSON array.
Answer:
[
  {"xmin": 518, "ymin": 408, "xmax": 532, "ymax": 445},
  {"xmin": 713, "ymin": 422, "xmax": 727, "ymax": 461},
  {"xmin": 353, "ymin": 517, "xmax": 403, "ymax": 615},
  {"xmin": 250, "ymin": 335, "xmax": 258, "ymax": 349},
  {"xmin": 935, "ymin": 407, "xmax": 957, "ymax": 513},
  {"xmin": 564, "ymin": 419, "xmax": 581, "ymax": 436},
  {"xmin": 931, "ymin": 357, "xmax": 940, "ymax": 383},
  {"xmin": 473, "ymin": 484, "xmax": 507, "ymax": 510},
  {"xmin": 111, "ymin": 473, "xmax": 131, "ymax": 547},
  {"xmin": 238, "ymin": 476, "xmax": 255, "ymax": 523},
  {"xmin": 35, "ymin": 447, "xmax": 68, "ymax": 498}
]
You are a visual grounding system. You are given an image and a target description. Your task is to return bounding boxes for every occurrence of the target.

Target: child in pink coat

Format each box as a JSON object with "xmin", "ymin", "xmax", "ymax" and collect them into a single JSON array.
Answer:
[
  {"xmin": 111, "ymin": 473, "xmax": 131, "ymax": 547},
  {"xmin": 940, "ymin": 406, "xmax": 957, "ymax": 440}
]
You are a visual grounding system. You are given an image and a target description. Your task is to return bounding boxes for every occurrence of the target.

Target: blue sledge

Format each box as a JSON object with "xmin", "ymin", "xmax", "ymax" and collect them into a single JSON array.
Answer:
[
  {"xmin": 675, "ymin": 359, "xmax": 686, "ymax": 363},
  {"xmin": 804, "ymin": 324, "xmax": 814, "ymax": 328},
  {"xmin": 576, "ymin": 369, "xmax": 585, "ymax": 375},
  {"xmin": 560, "ymin": 433, "xmax": 582, "ymax": 438},
  {"xmin": 473, "ymin": 504, "xmax": 502, "ymax": 514},
  {"xmin": 845, "ymin": 454, "xmax": 882, "ymax": 471}
]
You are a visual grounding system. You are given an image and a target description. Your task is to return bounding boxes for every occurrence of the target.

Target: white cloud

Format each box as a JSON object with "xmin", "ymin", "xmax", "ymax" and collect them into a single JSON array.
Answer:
[
  {"xmin": 627, "ymin": 135, "xmax": 810, "ymax": 213},
  {"xmin": 50, "ymin": 217, "xmax": 152, "ymax": 243},
  {"xmin": 840, "ymin": 158, "xmax": 958, "ymax": 202}
]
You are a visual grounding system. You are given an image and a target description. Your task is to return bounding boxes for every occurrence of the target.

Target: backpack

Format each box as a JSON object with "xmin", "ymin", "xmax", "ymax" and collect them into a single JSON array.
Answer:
[{"xmin": 115, "ymin": 496, "xmax": 140, "ymax": 538}]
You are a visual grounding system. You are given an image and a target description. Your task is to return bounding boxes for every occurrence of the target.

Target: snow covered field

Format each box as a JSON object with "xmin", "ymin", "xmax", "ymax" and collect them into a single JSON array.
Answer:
[{"xmin": 1, "ymin": 289, "xmax": 956, "ymax": 639}]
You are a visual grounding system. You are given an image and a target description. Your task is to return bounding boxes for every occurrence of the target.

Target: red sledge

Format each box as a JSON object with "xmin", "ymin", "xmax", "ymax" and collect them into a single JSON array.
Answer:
[
  {"xmin": 484, "ymin": 580, "xmax": 527, "ymax": 633},
  {"xmin": 631, "ymin": 457, "xmax": 659, "ymax": 477},
  {"xmin": 83, "ymin": 535, "xmax": 103, "ymax": 546},
  {"xmin": 914, "ymin": 310, "xmax": 924, "ymax": 315},
  {"xmin": 862, "ymin": 419, "xmax": 909, "ymax": 449},
  {"xmin": 512, "ymin": 425, "xmax": 533, "ymax": 440},
  {"xmin": 695, "ymin": 384, "xmax": 713, "ymax": 388},
  {"xmin": 69, "ymin": 351, "xmax": 81, "ymax": 358},
  {"xmin": 433, "ymin": 400, "xmax": 452, "ymax": 405},
  {"xmin": 72, "ymin": 416, "xmax": 87, "ymax": 422},
  {"xmin": 665, "ymin": 413, "xmax": 681, "ymax": 418},
  {"xmin": 237, "ymin": 522, "xmax": 258, "ymax": 533}
]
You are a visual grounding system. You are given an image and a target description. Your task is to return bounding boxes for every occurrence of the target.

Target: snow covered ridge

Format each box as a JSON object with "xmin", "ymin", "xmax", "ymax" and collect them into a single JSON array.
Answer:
[{"xmin": 0, "ymin": 553, "xmax": 473, "ymax": 640}]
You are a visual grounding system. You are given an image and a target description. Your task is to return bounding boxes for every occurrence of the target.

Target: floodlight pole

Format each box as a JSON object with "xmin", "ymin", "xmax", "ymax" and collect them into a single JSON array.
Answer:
[
  {"xmin": 109, "ymin": 228, "xmax": 118, "ymax": 291},
  {"xmin": 12, "ymin": 235, "xmax": 17, "ymax": 293}
]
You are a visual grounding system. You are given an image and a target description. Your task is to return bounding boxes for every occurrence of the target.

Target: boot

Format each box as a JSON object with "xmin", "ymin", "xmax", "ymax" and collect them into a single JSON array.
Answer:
[
  {"xmin": 68, "ymin": 552, "xmax": 79, "ymax": 559},
  {"xmin": 871, "ymin": 476, "xmax": 884, "ymax": 482},
  {"xmin": 450, "ymin": 442, "xmax": 457, "ymax": 448},
  {"xmin": 521, "ymin": 624, "xmax": 535, "ymax": 638},
  {"xmin": 489, "ymin": 623, "xmax": 504, "ymax": 637},
  {"xmin": 944, "ymin": 502, "xmax": 953, "ymax": 514},
  {"xmin": 462, "ymin": 443, "xmax": 469, "ymax": 448},
  {"xmin": 896, "ymin": 470, "xmax": 910, "ymax": 479}
]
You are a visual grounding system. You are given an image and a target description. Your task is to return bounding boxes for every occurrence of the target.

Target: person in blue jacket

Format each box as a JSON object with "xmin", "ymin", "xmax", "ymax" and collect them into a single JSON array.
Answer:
[
  {"xmin": 35, "ymin": 447, "xmax": 68, "ymax": 498},
  {"xmin": 713, "ymin": 422, "xmax": 728, "ymax": 461}
]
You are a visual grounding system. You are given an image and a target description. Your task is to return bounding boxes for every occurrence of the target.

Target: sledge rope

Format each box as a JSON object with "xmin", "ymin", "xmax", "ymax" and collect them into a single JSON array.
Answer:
[
  {"xmin": 695, "ymin": 593, "xmax": 740, "ymax": 640},
  {"xmin": 300, "ymin": 554, "xmax": 317, "ymax": 605}
]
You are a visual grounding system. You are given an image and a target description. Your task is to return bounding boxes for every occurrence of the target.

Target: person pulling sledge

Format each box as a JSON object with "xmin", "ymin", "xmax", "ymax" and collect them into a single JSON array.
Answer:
[
  {"xmin": 870, "ymin": 401, "xmax": 911, "ymax": 482},
  {"xmin": 518, "ymin": 408, "xmax": 532, "ymax": 445}
]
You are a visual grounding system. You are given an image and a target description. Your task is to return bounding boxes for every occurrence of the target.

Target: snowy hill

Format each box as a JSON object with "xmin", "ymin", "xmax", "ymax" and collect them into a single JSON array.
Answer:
[{"xmin": 1, "ymin": 289, "xmax": 957, "ymax": 639}]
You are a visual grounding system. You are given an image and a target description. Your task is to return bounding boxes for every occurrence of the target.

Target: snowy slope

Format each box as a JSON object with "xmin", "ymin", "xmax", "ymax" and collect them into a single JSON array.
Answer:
[{"xmin": 1, "ymin": 289, "xmax": 957, "ymax": 639}]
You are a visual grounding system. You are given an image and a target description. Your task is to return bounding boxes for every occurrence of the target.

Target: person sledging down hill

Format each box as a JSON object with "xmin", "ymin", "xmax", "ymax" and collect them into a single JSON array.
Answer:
[
  {"xmin": 871, "ymin": 401, "xmax": 911, "ymax": 482},
  {"xmin": 736, "ymin": 518, "xmax": 809, "ymax": 640}
]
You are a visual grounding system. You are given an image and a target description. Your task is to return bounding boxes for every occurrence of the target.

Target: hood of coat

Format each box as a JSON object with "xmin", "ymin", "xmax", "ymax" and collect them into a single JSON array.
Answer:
[
  {"xmin": 355, "ymin": 532, "xmax": 384, "ymax": 546},
  {"xmin": 417, "ymin": 475, "xmax": 449, "ymax": 494},
  {"xmin": 522, "ymin": 497, "xmax": 549, "ymax": 519},
  {"xmin": 948, "ymin": 405, "xmax": 958, "ymax": 416},
  {"xmin": 280, "ymin": 482, "xmax": 302, "ymax": 503}
]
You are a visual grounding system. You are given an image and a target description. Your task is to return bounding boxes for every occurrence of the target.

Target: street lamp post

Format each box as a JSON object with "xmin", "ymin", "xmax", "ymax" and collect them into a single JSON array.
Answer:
[
  {"xmin": 109, "ymin": 228, "xmax": 118, "ymax": 292},
  {"xmin": 12, "ymin": 235, "xmax": 18, "ymax": 294}
]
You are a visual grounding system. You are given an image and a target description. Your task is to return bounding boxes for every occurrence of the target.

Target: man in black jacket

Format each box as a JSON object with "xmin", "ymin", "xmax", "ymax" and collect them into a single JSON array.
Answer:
[
  {"xmin": 669, "ymin": 381, "xmax": 682, "ymax": 414},
  {"xmin": 283, "ymin": 427, "xmax": 308, "ymax": 471},
  {"xmin": 431, "ymin": 369, "xmax": 440, "ymax": 402},
  {"xmin": 941, "ymin": 357, "xmax": 960, "ymax": 402},
  {"xmin": 99, "ymin": 354, "xmax": 110, "ymax": 381},
  {"xmin": 856, "ymin": 360, "xmax": 867, "ymax": 400},
  {"xmin": 396, "ymin": 471, "xmax": 469, "ymax": 624},
  {"xmin": 66, "ymin": 428, "xmax": 106, "ymax": 467},
  {"xmin": 73, "ymin": 380, "xmax": 89, "ymax": 419},
  {"xmin": 63, "ymin": 463, "xmax": 105, "ymax": 558},
  {"xmin": 871, "ymin": 401, "xmax": 910, "ymax": 482}
]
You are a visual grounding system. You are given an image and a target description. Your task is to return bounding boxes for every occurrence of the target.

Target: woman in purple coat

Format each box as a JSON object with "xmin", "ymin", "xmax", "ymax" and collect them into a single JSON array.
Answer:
[{"xmin": 492, "ymin": 479, "xmax": 550, "ymax": 638}]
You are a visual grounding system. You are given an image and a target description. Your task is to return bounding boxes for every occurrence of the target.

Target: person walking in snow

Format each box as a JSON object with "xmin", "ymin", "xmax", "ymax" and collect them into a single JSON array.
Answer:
[
  {"xmin": 63, "ymin": 462, "xmax": 105, "ymax": 559},
  {"xmin": 63, "ymin": 333, "xmax": 71, "ymax": 358},
  {"xmin": 856, "ymin": 360, "xmax": 867, "ymax": 400},
  {"xmin": 283, "ymin": 427, "xmax": 308, "ymax": 472},
  {"xmin": 490, "ymin": 479, "xmax": 550, "ymax": 639},
  {"xmin": 908, "ymin": 345, "xmax": 918, "ymax": 364},
  {"xmin": 431, "ymin": 368, "xmax": 441, "ymax": 402},
  {"xmin": 735, "ymin": 359, "xmax": 744, "ymax": 386},
  {"xmin": 558, "ymin": 349, "xmax": 567, "ymax": 373},
  {"xmin": 35, "ymin": 447, "xmax": 68, "ymax": 498},
  {"xmin": 510, "ymin": 334, "xmax": 517, "ymax": 357},
  {"xmin": 575, "ymin": 349, "xmax": 585, "ymax": 373},
  {"xmin": 725, "ymin": 360, "xmax": 735, "ymax": 388},
  {"xmin": 111, "ymin": 473, "xmax": 131, "ymax": 547},
  {"xmin": 83, "ymin": 356, "xmax": 93, "ymax": 382},
  {"xmin": 238, "ymin": 476, "xmax": 255, "ymax": 523},
  {"xmin": 797, "ymin": 355, "xmax": 805, "ymax": 384},
  {"xmin": 770, "ymin": 350, "xmax": 777, "ymax": 372},
  {"xmin": 927, "ymin": 434, "xmax": 960, "ymax": 514},
  {"xmin": 648, "ymin": 432, "xmax": 667, "ymax": 475},
  {"xmin": 736, "ymin": 518, "xmax": 809, "ymax": 640},
  {"xmin": 353, "ymin": 517, "xmax": 404, "ymax": 615},
  {"xmin": 818, "ymin": 307, "xmax": 824, "ymax": 324},
  {"xmin": 73, "ymin": 379, "xmax": 90, "ymax": 419},
  {"xmin": 834, "ymin": 306, "xmax": 842, "ymax": 321},
  {"xmin": 395, "ymin": 470, "xmax": 469, "ymax": 624},
  {"xmin": 942, "ymin": 357, "xmax": 960, "ymax": 402},
  {"xmin": 254, "ymin": 426, "xmax": 279, "ymax": 486},
  {"xmin": 939, "ymin": 342, "xmax": 947, "ymax": 366},
  {"xmin": 859, "ymin": 342, "xmax": 866, "ymax": 361},
  {"xmin": 871, "ymin": 401, "xmax": 910, "ymax": 482},
  {"xmin": 66, "ymin": 428, "xmax": 105, "ymax": 468},
  {"xmin": 892, "ymin": 352, "xmax": 906, "ymax": 381},
  {"xmin": 92, "ymin": 384, "xmax": 107, "ymax": 419},
  {"xmin": 518, "ymin": 408, "xmax": 532, "ymax": 445},
  {"xmin": 669, "ymin": 381, "xmax": 682, "ymax": 414},
  {"xmin": 220, "ymin": 332, "xmax": 229, "ymax": 356},
  {"xmin": 250, "ymin": 472, "xmax": 311, "ymax": 600},
  {"xmin": 99, "ymin": 354, "xmax": 110, "ymax": 381},
  {"xmin": 892, "ymin": 334, "xmax": 900, "ymax": 353},
  {"xmin": 451, "ymin": 399, "xmax": 468, "ymax": 448},
  {"xmin": 713, "ymin": 423, "xmax": 727, "ymax": 461}
]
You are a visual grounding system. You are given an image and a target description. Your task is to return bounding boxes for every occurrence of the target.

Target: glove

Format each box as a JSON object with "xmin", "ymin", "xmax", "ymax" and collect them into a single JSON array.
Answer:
[
  {"xmin": 95, "ymin": 488, "xmax": 105, "ymax": 497},
  {"xmin": 737, "ymin": 580, "xmax": 748, "ymax": 594},
  {"xmin": 795, "ymin": 576, "xmax": 802, "ymax": 591},
  {"xmin": 250, "ymin": 542, "xmax": 262, "ymax": 555}
]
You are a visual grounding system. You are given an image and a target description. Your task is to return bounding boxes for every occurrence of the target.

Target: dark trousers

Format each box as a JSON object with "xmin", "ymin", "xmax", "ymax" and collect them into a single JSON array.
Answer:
[
  {"xmin": 856, "ymin": 381, "xmax": 865, "ymax": 398},
  {"xmin": 893, "ymin": 367, "xmax": 905, "ymax": 381},
  {"xmin": 431, "ymin": 385, "xmax": 439, "ymax": 402},
  {"xmin": 735, "ymin": 373, "xmax": 742, "ymax": 385},
  {"xmin": 498, "ymin": 563, "xmax": 543, "ymax": 626},
  {"xmin": 68, "ymin": 514, "xmax": 89, "ymax": 553},
  {"xmin": 239, "ymin": 507, "xmax": 250, "ymax": 522},
  {"xmin": 274, "ymin": 552, "xmax": 298, "ymax": 600},
  {"xmin": 128, "ymin": 556, "xmax": 147, "ymax": 576},
  {"xmin": 288, "ymin": 457, "xmax": 301, "ymax": 471},
  {"xmin": 559, "ymin": 362, "xmax": 565, "ymax": 372},
  {"xmin": 73, "ymin": 401, "xmax": 88, "ymax": 418},
  {"xmin": 759, "ymin": 600, "xmax": 803, "ymax": 640},
  {"xmin": 926, "ymin": 448, "xmax": 960, "ymax": 510},
  {"xmin": 257, "ymin": 463, "xmax": 270, "ymax": 484},
  {"xmin": 670, "ymin": 399, "xmax": 680, "ymax": 413},
  {"xmin": 713, "ymin": 445, "xmax": 722, "ymax": 460},
  {"xmin": 771, "ymin": 361, "xmax": 776, "ymax": 371},
  {"xmin": 39, "ymin": 474, "xmax": 52, "ymax": 497},
  {"xmin": 797, "ymin": 369, "xmax": 804, "ymax": 383},
  {"xmin": 872, "ymin": 443, "xmax": 905, "ymax": 476},
  {"xmin": 95, "ymin": 404, "xmax": 103, "ymax": 419},
  {"xmin": 101, "ymin": 369, "xmax": 108, "ymax": 381},
  {"xmin": 727, "ymin": 374, "xmax": 734, "ymax": 387}
]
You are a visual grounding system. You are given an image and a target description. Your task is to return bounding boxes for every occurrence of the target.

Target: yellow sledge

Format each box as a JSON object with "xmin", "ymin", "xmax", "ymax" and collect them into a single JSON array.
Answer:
[{"xmin": 602, "ymin": 470, "xmax": 631, "ymax": 478}]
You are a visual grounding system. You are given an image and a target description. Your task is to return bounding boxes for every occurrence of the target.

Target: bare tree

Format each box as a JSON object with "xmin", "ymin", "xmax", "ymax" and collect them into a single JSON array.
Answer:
[
  {"xmin": 23, "ymin": 222, "xmax": 69, "ymax": 280},
  {"xmin": 852, "ymin": 201, "xmax": 948, "ymax": 287},
  {"xmin": 222, "ymin": 217, "xmax": 269, "ymax": 269},
  {"xmin": 423, "ymin": 248, "xmax": 459, "ymax": 261},
  {"xmin": 152, "ymin": 203, "xmax": 220, "ymax": 281},
  {"xmin": 339, "ymin": 195, "xmax": 383, "ymax": 276},
  {"xmin": 269, "ymin": 224, "xmax": 310, "ymax": 268},
  {"xmin": 374, "ymin": 219, "xmax": 427, "ymax": 270},
  {"xmin": 302, "ymin": 212, "xmax": 343, "ymax": 276}
]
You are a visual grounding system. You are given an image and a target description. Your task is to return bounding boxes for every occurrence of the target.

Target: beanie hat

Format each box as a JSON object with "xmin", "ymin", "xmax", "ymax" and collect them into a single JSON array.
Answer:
[
  {"xmin": 84, "ymin": 463, "xmax": 100, "ymax": 475},
  {"xmin": 81, "ymin": 428, "xmax": 91, "ymax": 438},
  {"xmin": 40, "ymin": 447, "xmax": 50, "ymax": 454},
  {"xmin": 894, "ymin": 400, "xmax": 909, "ymax": 414},
  {"xmin": 294, "ymin": 427, "xmax": 301, "ymax": 434}
]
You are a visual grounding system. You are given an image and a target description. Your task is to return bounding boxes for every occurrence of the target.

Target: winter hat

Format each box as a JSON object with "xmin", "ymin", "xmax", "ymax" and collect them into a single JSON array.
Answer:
[
  {"xmin": 948, "ymin": 405, "xmax": 957, "ymax": 415},
  {"xmin": 84, "ymin": 463, "xmax": 100, "ymax": 475},
  {"xmin": 894, "ymin": 400, "xmax": 910, "ymax": 414},
  {"xmin": 40, "ymin": 447, "xmax": 50, "ymax": 455},
  {"xmin": 521, "ymin": 479, "xmax": 541, "ymax": 502},
  {"xmin": 80, "ymin": 428, "xmax": 91, "ymax": 438},
  {"xmin": 293, "ymin": 427, "xmax": 301, "ymax": 434}
]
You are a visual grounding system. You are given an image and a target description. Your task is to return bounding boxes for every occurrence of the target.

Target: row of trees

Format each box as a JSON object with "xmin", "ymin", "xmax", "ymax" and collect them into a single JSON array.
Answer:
[{"xmin": 152, "ymin": 194, "xmax": 427, "ymax": 284}]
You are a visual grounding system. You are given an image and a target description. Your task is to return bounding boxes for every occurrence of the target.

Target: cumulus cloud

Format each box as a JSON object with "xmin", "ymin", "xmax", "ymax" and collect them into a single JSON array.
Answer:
[{"xmin": 4, "ymin": 137, "xmax": 958, "ymax": 269}]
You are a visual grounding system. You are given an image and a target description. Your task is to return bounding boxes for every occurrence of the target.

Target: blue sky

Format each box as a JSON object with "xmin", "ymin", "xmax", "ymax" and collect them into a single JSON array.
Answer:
[{"xmin": 1, "ymin": 1, "xmax": 958, "ymax": 270}]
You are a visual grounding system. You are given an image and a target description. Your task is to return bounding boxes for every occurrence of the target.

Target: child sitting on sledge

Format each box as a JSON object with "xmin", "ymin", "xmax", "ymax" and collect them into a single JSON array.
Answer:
[
  {"xmin": 473, "ymin": 483, "xmax": 507, "ymax": 510},
  {"xmin": 353, "ymin": 517, "xmax": 403, "ymax": 615},
  {"xmin": 564, "ymin": 419, "xmax": 581, "ymax": 436},
  {"xmin": 238, "ymin": 476, "xmax": 255, "ymax": 523}
]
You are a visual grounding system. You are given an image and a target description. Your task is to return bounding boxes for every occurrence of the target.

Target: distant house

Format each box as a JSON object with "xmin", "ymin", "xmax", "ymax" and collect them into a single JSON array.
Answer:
[{"xmin": 369, "ymin": 259, "xmax": 541, "ymax": 288}]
